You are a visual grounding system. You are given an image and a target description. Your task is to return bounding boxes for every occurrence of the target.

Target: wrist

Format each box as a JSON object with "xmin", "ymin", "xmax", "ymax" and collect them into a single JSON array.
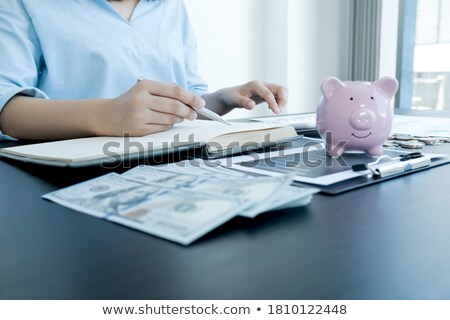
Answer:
[{"xmin": 88, "ymin": 98, "xmax": 115, "ymax": 136}]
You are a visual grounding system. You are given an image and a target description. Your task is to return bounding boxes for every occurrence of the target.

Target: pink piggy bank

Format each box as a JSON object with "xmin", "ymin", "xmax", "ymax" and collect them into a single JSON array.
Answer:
[{"xmin": 316, "ymin": 76, "xmax": 399, "ymax": 157}]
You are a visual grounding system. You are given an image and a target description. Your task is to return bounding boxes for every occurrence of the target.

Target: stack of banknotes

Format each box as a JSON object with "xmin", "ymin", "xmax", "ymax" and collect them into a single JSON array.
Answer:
[{"xmin": 43, "ymin": 161, "xmax": 319, "ymax": 245}]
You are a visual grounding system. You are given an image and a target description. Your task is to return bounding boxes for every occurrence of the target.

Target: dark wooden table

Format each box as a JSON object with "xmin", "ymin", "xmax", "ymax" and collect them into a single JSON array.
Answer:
[{"xmin": 1, "ymin": 112, "xmax": 450, "ymax": 299}]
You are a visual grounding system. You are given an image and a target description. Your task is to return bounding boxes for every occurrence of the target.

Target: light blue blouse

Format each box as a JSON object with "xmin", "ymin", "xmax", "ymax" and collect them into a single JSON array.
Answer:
[{"xmin": 0, "ymin": 0, "xmax": 208, "ymax": 140}]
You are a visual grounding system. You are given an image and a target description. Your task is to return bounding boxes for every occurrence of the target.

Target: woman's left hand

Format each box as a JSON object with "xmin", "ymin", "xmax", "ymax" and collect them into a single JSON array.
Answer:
[{"xmin": 220, "ymin": 80, "xmax": 288, "ymax": 114}]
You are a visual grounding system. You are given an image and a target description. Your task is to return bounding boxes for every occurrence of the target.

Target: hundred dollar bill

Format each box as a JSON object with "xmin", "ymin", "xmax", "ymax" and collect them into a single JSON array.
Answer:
[
  {"xmin": 261, "ymin": 186, "xmax": 318, "ymax": 217},
  {"xmin": 187, "ymin": 174, "xmax": 317, "ymax": 218},
  {"xmin": 43, "ymin": 173, "xmax": 243, "ymax": 245},
  {"xmin": 108, "ymin": 191, "xmax": 241, "ymax": 245},
  {"xmin": 42, "ymin": 173, "xmax": 163, "ymax": 218},
  {"xmin": 191, "ymin": 175, "xmax": 286, "ymax": 205},
  {"xmin": 191, "ymin": 174, "xmax": 319, "ymax": 217},
  {"xmin": 123, "ymin": 161, "xmax": 248, "ymax": 183},
  {"xmin": 159, "ymin": 160, "xmax": 249, "ymax": 178},
  {"xmin": 124, "ymin": 164, "xmax": 293, "ymax": 209},
  {"xmin": 123, "ymin": 163, "xmax": 319, "ymax": 217},
  {"xmin": 44, "ymin": 166, "xmax": 318, "ymax": 244},
  {"xmin": 124, "ymin": 165, "xmax": 308, "ymax": 218},
  {"xmin": 123, "ymin": 164, "xmax": 252, "ymax": 190},
  {"xmin": 123, "ymin": 165, "xmax": 203, "ymax": 188}
]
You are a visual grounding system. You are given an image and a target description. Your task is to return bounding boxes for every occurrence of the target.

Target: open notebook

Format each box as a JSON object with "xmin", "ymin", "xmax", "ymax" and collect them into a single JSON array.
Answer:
[{"xmin": 0, "ymin": 120, "xmax": 297, "ymax": 167}]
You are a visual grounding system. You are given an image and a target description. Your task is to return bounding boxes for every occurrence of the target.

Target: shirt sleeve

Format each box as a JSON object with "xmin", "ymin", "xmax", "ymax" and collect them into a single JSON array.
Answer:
[
  {"xmin": 0, "ymin": 0, "xmax": 48, "ymax": 140},
  {"xmin": 180, "ymin": 2, "xmax": 209, "ymax": 97}
]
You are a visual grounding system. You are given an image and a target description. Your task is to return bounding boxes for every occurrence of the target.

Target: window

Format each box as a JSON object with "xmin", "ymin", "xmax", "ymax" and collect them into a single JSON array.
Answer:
[
  {"xmin": 398, "ymin": 0, "xmax": 450, "ymax": 110},
  {"xmin": 411, "ymin": 0, "xmax": 450, "ymax": 110}
]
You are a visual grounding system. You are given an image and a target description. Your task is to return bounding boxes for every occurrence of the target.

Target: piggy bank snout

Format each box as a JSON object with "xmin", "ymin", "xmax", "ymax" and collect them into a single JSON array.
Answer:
[{"xmin": 349, "ymin": 109, "xmax": 376, "ymax": 130}]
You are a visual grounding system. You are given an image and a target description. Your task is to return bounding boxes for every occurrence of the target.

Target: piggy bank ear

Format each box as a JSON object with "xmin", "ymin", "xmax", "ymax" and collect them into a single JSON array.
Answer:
[
  {"xmin": 321, "ymin": 77, "xmax": 345, "ymax": 99},
  {"xmin": 374, "ymin": 77, "xmax": 399, "ymax": 99}
]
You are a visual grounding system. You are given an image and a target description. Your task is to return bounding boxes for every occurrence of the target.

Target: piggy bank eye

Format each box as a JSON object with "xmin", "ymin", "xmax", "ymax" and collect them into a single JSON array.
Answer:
[
  {"xmin": 371, "ymin": 96, "xmax": 374, "ymax": 100},
  {"xmin": 350, "ymin": 97, "xmax": 354, "ymax": 101}
]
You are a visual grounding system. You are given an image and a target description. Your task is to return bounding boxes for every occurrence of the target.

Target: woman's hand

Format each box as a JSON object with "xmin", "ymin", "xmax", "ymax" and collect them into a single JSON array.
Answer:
[
  {"xmin": 100, "ymin": 80, "xmax": 205, "ymax": 136},
  {"xmin": 0, "ymin": 81, "xmax": 205, "ymax": 140},
  {"xmin": 0, "ymin": 80, "xmax": 286, "ymax": 140},
  {"xmin": 204, "ymin": 80, "xmax": 288, "ymax": 116}
]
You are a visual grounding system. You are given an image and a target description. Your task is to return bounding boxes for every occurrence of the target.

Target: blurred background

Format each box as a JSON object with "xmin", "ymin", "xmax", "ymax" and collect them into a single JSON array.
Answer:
[
  {"xmin": 413, "ymin": 0, "xmax": 450, "ymax": 111},
  {"xmin": 185, "ymin": 0, "xmax": 449, "ymax": 118}
]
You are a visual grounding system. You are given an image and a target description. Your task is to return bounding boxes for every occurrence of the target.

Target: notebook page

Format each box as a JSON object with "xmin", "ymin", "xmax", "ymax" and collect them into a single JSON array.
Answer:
[{"xmin": 0, "ymin": 120, "xmax": 284, "ymax": 163}]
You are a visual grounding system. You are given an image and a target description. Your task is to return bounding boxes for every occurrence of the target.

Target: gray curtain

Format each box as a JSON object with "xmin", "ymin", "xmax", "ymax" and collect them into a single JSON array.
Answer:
[{"xmin": 348, "ymin": 0, "xmax": 382, "ymax": 81}]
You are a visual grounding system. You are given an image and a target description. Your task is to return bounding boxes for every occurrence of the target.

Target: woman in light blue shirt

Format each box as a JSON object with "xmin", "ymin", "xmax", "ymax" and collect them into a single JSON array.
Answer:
[{"xmin": 0, "ymin": 0, "xmax": 288, "ymax": 140}]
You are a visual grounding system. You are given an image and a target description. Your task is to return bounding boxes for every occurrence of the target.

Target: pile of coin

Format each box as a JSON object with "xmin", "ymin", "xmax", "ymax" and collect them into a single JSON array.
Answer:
[{"xmin": 384, "ymin": 133, "xmax": 449, "ymax": 149}]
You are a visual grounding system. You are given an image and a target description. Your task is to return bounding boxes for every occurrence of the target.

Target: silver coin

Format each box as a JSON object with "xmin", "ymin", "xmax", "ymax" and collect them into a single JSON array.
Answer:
[
  {"xmin": 393, "ymin": 134, "xmax": 415, "ymax": 141},
  {"xmin": 415, "ymin": 137, "xmax": 441, "ymax": 145},
  {"xmin": 383, "ymin": 141, "xmax": 399, "ymax": 148},
  {"xmin": 398, "ymin": 141, "xmax": 424, "ymax": 149},
  {"xmin": 430, "ymin": 136, "xmax": 450, "ymax": 143}
]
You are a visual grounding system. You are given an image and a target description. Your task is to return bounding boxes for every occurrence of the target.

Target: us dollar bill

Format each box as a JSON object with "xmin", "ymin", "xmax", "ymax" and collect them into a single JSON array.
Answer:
[
  {"xmin": 44, "ymin": 163, "xmax": 318, "ymax": 245},
  {"xmin": 42, "ymin": 173, "xmax": 161, "ymax": 218},
  {"xmin": 108, "ymin": 190, "xmax": 241, "ymax": 245},
  {"xmin": 123, "ymin": 161, "xmax": 248, "ymax": 183},
  {"xmin": 123, "ymin": 163, "xmax": 319, "ymax": 218},
  {"xmin": 43, "ymin": 173, "xmax": 243, "ymax": 245}
]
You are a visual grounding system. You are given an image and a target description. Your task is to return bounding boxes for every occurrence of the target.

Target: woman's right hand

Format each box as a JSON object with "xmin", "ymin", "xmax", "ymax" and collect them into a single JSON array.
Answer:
[{"xmin": 98, "ymin": 80, "xmax": 205, "ymax": 136}]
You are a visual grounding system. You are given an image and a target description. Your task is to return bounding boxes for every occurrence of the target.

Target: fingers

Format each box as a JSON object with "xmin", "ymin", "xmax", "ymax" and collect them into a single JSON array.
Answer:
[
  {"xmin": 137, "ymin": 80, "xmax": 205, "ymax": 109},
  {"xmin": 248, "ymin": 81, "xmax": 280, "ymax": 114},
  {"xmin": 144, "ymin": 108, "xmax": 185, "ymax": 125},
  {"xmin": 266, "ymin": 83, "xmax": 289, "ymax": 111},
  {"xmin": 132, "ymin": 109, "xmax": 183, "ymax": 136},
  {"xmin": 239, "ymin": 81, "xmax": 288, "ymax": 115},
  {"xmin": 238, "ymin": 96, "xmax": 257, "ymax": 110},
  {"xmin": 127, "ymin": 108, "xmax": 184, "ymax": 136},
  {"xmin": 147, "ymin": 96, "xmax": 197, "ymax": 121}
]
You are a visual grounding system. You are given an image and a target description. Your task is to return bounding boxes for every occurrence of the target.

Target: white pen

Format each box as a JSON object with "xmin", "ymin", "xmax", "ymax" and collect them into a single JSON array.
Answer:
[
  {"xmin": 137, "ymin": 76, "xmax": 232, "ymax": 126},
  {"xmin": 194, "ymin": 107, "xmax": 232, "ymax": 126}
]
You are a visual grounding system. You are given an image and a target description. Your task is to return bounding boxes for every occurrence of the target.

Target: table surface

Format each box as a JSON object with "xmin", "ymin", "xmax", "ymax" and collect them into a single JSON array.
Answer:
[{"xmin": 1, "ymin": 112, "xmax": 450, "ymax": 299}]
